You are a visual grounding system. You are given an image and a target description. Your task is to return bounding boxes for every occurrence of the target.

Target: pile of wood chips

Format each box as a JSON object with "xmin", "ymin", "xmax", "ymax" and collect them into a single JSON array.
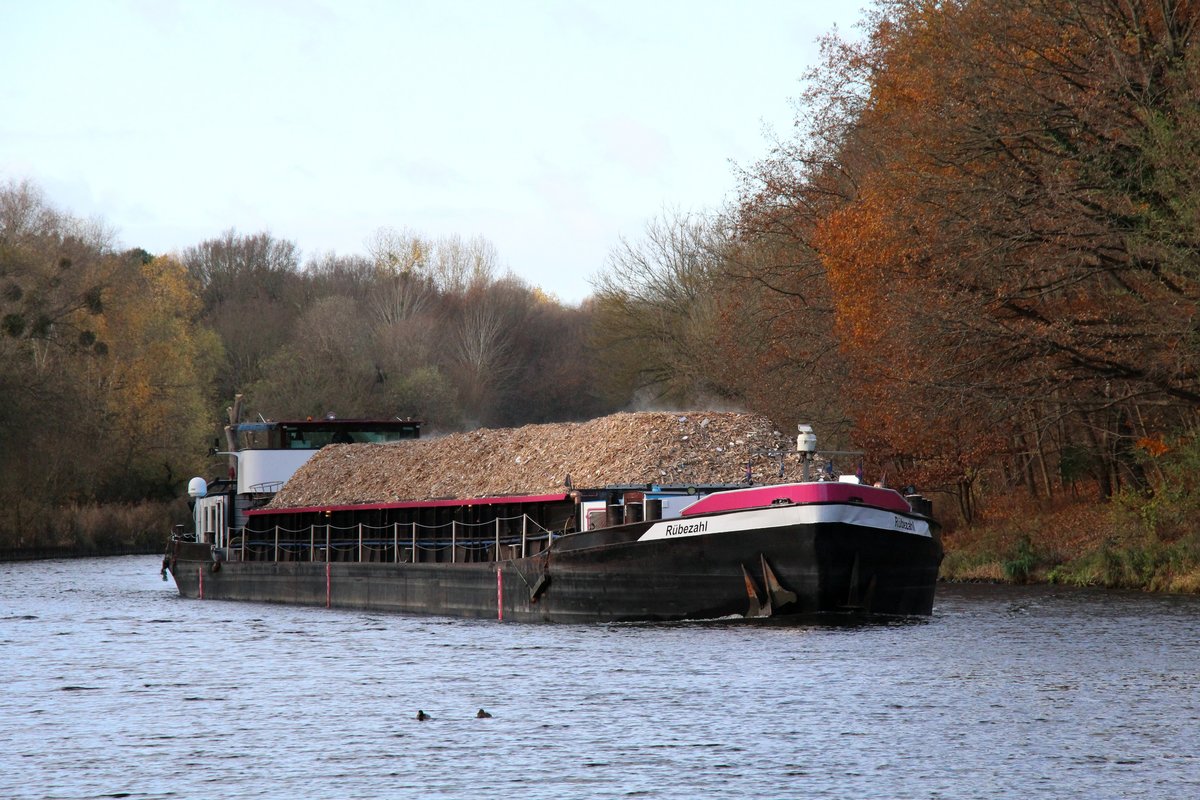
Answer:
[{"xmin": 267, "ymin": 411, "xmax": 806, "ymax": 508}]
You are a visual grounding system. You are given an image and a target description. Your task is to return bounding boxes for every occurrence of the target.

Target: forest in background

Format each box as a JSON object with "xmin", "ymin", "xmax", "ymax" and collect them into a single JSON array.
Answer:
[
  {"xmin": 0, "ymin": 183, "xmax": 618, "ymax": 554},
  {"xmin": 3, "ymin": 0, "xmax": 1198, "ymax": 588}
]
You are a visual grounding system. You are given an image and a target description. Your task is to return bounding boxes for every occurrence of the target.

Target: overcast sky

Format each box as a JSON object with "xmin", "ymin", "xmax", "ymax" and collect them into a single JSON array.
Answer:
[{"xmin": 2, "ymin": 0, "xmax": 867, "ymax": 303}]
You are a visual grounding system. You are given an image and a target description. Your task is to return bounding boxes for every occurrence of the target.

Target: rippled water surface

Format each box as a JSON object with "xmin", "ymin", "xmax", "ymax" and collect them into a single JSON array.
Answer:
[{"xmin": 2, "ymin": 556, "xmax": 1198, "ymax": 799}]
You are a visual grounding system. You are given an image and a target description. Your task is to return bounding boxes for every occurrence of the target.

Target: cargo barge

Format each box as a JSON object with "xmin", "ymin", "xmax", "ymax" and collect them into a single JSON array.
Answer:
[{"xmin": 164, "ymin": 416, "xmax": 942, "ymax": 622}]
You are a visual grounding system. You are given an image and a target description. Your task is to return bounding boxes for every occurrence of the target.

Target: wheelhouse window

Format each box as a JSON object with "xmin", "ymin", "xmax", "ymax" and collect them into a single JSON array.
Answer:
[{"xmin": 279, "ymin": 424, "xmax": 421, "ymax": 449}]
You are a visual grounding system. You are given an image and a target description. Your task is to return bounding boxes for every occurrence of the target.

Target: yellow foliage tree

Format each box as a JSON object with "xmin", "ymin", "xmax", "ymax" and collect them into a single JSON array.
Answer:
[{"xmin": 82, "ymin": 253, "xmax": 222, "ymax": 497}]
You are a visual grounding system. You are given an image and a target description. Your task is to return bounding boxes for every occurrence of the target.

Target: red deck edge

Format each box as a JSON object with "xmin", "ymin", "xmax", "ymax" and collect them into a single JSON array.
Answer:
[
  {"xmin": 681, "ymin": 482, "xmax": 912, "ymax": 516},
  {"xmin": 246, "ymin": 492, "xmax": 570, "ymax": 516}
]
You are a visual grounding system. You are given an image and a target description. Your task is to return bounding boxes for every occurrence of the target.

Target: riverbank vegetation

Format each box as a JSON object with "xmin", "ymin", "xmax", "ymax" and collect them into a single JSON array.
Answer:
[
  {"xmin": 3, "ymin": 0, "xmax": 1197, "ymax": 588},
  {"xmin": 943, "ymin": 433, "xmax": 1200, "ymax": 592}
]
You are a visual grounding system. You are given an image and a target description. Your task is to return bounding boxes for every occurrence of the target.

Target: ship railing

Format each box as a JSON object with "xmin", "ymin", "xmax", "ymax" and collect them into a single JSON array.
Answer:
[{"xmin": 226, "ymin": 513, "xmax": 555, "ymax": 564}]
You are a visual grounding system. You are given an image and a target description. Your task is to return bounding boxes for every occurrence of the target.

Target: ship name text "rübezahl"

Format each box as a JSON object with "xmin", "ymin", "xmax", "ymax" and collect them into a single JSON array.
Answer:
[{"xmin": 664, "ymin": 521, "xmax": 708, "ymax": 537}]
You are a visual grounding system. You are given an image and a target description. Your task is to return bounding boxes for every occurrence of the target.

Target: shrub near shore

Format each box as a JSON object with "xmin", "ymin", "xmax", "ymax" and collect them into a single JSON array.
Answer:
[{"xmin": 0, "ymin": 499, "xmax": 187, "ymax": 560}]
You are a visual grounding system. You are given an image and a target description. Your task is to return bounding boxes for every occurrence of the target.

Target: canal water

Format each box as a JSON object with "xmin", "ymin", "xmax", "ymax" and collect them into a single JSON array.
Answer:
[{"xmin": 1, "ymin": 555, "xmax": 1197, "ymax": 799}]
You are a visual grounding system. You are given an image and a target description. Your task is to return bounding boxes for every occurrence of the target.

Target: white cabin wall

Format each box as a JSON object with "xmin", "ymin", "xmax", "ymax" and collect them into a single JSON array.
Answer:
[
  {"xmin": 194, "ymin": 495, "xmax": 228, "ymax": 545},
  {"xmin": 237, "ymin": 450, "xmax": 317, "ymax": 494}
]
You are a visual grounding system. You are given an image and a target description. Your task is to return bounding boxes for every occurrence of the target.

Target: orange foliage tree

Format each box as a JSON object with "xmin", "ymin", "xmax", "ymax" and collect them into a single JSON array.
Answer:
[{"xmin": 739, "ymin": 0, "xmax": 1200, "ymax": 514}]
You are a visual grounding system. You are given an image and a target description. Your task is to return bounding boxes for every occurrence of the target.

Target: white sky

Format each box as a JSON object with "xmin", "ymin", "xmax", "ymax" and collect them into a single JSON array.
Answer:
[{"xmin": 1, "ymin": 0, "xmax": 867, "ymax": 303}]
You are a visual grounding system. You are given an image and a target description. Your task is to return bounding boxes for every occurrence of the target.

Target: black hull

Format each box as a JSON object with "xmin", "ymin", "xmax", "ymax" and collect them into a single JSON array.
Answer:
[{"xmin": 167, "ymin": 519, "xmax": 941, "ymax": 623}]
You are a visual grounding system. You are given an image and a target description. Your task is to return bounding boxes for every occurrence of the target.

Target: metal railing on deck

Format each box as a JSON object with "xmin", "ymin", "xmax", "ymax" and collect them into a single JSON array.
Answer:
[{"xmin": 225, "ymin": 513, "xmax": 555, "ymax": 564}]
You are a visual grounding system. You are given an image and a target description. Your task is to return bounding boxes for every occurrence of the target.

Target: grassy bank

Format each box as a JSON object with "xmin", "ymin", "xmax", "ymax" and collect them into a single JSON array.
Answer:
[
  {"xmin": 940, "ymin": 491, "xmax": 1200, "ymax": 594},
  {"xmin": 942, "ymin": 432, "xmax": 1200, "ymax": 593}
]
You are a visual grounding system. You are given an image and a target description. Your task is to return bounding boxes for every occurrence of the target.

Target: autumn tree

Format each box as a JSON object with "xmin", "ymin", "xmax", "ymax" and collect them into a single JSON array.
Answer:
[
  {"xmin": 591, "ymin": 211, "xmax": 743, "ymax": 407},
  {"xmin": 367, "ymin": 227, "xmax": 499, "ymax": 295},
  {"xmin": 0, "ymin": 180, "xmax": 115, "ymax": 520},
  {"xmin": 219, "ymin": 226, "xmax": 607, "ymax": 430},
  {"xmin": 739, "ymin": 0, "xmax": 1200, "ymax": 510},
  {"xmin": 181, "ymin": 229, "xmax": 304, "ymax": 401},
  {"xmin": 716, "ymin": 218, "xmax": 856, "ymax": 441},
  {"xmin": 247, "ymin": 295, "xmax": 379, "ymax": 418},
  {"xmin": 495, "ymin": 293, "xmax": 616, "ymax": 425},
  {"xmin": 0, "ymin": 182, "xmax": 219, "ymax": 545},
  {"xmin": 82, "ymin": 252, "xmax": 222, "ymax": 499}
]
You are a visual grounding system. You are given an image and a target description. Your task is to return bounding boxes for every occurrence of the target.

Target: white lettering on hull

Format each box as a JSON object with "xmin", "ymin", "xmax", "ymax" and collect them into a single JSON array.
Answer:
[{"xmin": 638, "ymin": 504, "xmax": 933, "ymax": 542}]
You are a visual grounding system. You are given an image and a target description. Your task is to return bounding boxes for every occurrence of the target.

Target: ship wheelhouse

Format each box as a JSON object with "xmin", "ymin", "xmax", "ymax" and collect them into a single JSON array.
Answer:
[{"xmin": 187, "ymin": 417, "xmax": 422, "ymax": 549}]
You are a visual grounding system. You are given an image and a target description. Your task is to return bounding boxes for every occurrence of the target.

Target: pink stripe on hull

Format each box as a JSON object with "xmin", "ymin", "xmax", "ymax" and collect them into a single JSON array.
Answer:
[{"xmin": 680, "ymin": 482, "xmax": 912, "ymax": 516}]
